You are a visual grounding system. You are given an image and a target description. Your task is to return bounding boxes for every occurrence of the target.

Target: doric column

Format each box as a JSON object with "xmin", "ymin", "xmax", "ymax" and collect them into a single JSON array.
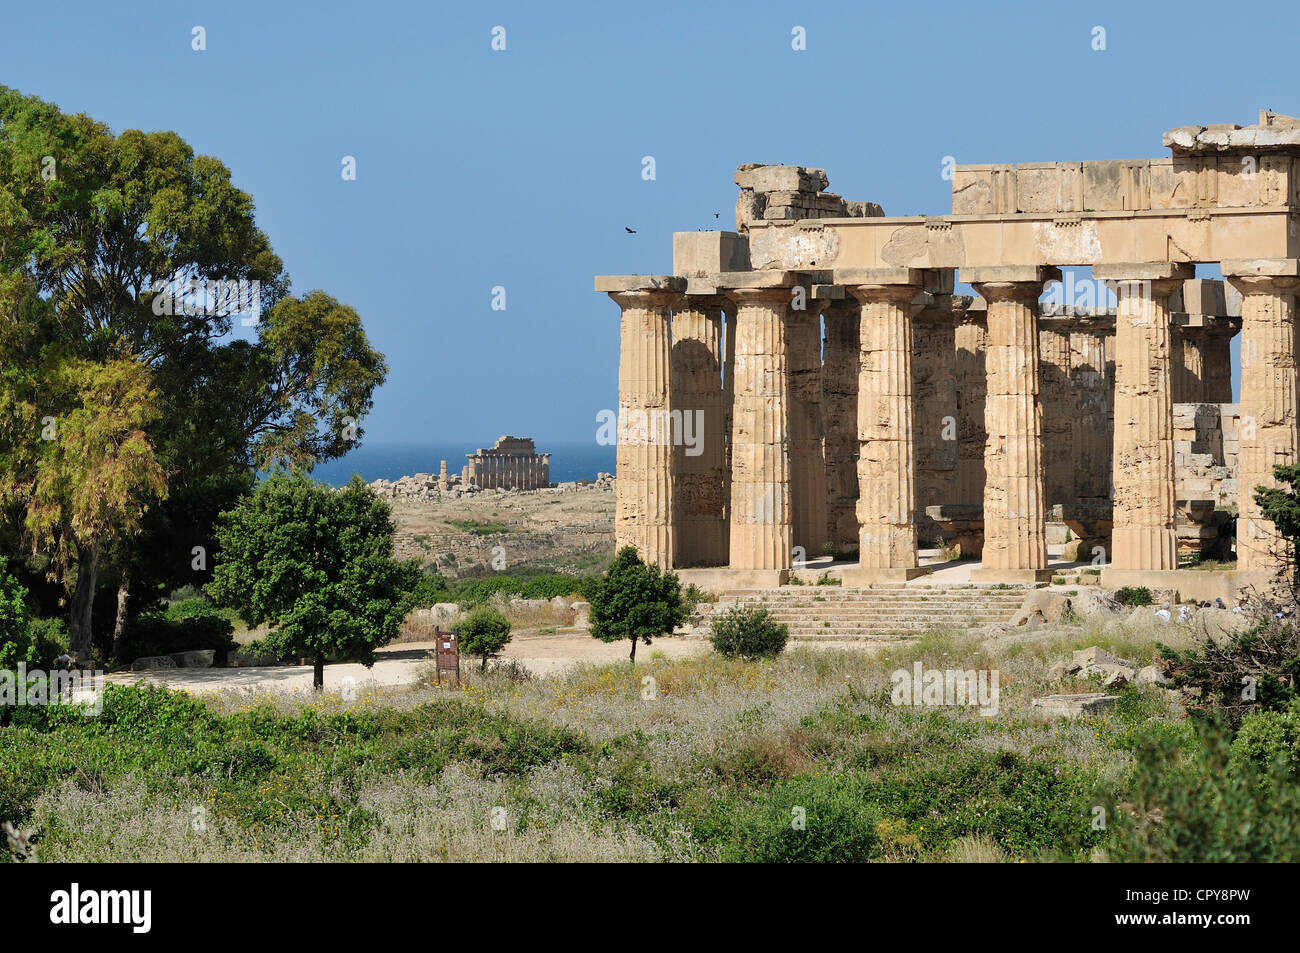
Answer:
[
  {"xmin": 1095, "ymin": 263, "xmax": 1192, "ymax": 575},
  {"xmin": 964, "ymin": 267, "xmax": 1059, "ymax": 581},
  {"xmin": 671, "ymin": 295, "xmax": 728, "ymax": 567},
  {"xmin": 820, "ymin": 291, "xmax": 859, "ymax": 554},
  {"xmin": 725, "ymin": 281, "xmax": 796, "ymax": 574},
  {"xmin": 1224, "ymin": 260, "xmax": 1300, "ymax": 574},
  {"xmin": 839, "ymin": 268, "xmax": 926, "ymax": 583},
  {"xmin": 1038, "ymin": 314, "xmax": 1074, "ymax": 507},
  {"xmin": 598, "ymin": 276, "xmax": 685, "ymax": 567},
  {"xmin": 1069, "ymin": 313, "xmax": 1115, "ymax": 504},
  {"xmin": 787, "ymin": 295, "xmax": 828, "ymax": 559},
  {"xmin": 912, "ymin": 296, "xmax": 961, "ymax": 531},
  {"xmin": 722, "ymin": 309, "xmax": 736, "ymax": 543},
  {"xmin": 954, "ymin": 299, "xmax": 988, "ymax": 506}
]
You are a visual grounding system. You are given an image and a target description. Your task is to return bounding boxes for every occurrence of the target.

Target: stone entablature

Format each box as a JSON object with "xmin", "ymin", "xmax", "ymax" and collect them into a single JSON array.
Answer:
[
  {"xmin": 462, "ymin": 436, "xmax": 551, "ymax": 491},
  {"xmin": 596, "ymin": 110, "xmax": 1300, "ymax": 594}
]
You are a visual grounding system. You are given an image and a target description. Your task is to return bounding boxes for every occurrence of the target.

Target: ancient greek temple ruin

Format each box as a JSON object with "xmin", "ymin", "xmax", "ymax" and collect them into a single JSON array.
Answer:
[
  {"xmin": 462, "ymin": 436, "xmax": 551, "ymax": 490},
  {"xmin": 595, "ymin": 110, "xmax": 1300, "ymax": 599}
]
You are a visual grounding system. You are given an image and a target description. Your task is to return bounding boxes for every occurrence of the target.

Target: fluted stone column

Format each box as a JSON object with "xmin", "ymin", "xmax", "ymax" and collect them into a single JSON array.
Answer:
[
  {"xmin": 600, "ymin": 277, "xmax": 684, "ymax": 567},
  {"xmin": 722, "ymin": 310, "xmax": 736, "ymax": 544},
  {"xmin": 1225, "ymin": 261, "xmax": 1300, "ymax": 574},
  {"xmin": 965, "ymin": 267, "xmax": 1058, "ymax": 581},
  {"xmin": 787, "ymin": 298, "xmax": 828, "ymax": 560},
  {"xmin": 1038, "ymin": 315, "xmax": 1074, "ymax": 507},
  {"xmin": 1096, "ymin": 264, "xmax": 1192, "ymax": 576},
  {"xmin": 726, "ymin": 284, "xmax": 796, "ymax": 576},
  {"xmin": 913, "ymin": 298, "xmax": 960, "ymax": 535},
  {"xmin": 839, "ymin": 269, "xmax": 926, "ymax": 584},
  {"xmin": 671, "ymin": 296, "xmax": 728, "ymax": 566},
  {"xmin": 1069, "ymin": 314, "xmax": 1114, "ymax": 503},
  {"xmin": 820, "ymin": 293, "xmax": 860, "ymax": 554},
  {"xmin": 954, "ymin": 299, "xmax": 988, "ymax": 506}
]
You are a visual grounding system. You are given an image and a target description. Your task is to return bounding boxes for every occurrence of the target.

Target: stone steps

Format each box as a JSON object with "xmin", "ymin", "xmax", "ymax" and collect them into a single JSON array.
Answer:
[{"xmin": 700, "ymin": 584, "xmax": 1035, "ymax": 642}]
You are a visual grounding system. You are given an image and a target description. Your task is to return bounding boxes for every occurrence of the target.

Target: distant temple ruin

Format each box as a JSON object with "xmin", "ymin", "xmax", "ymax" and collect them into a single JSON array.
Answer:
[
  {"xmin": 462, "ymin": 436, "xmax": 551, "ymax": 490},
  {"xmin": 595, "ymin": 109, "xmax": 1300, "ymax": 600}
]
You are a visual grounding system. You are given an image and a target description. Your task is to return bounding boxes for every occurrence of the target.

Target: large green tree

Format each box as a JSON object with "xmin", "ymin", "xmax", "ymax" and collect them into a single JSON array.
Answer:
[
  {"xmin": 0, "ymin": 87, "xmax": 387, "ymax": 656},
  {"xmin": 208, "ymin": 473, "xmax": 420, "ymax": 690}
]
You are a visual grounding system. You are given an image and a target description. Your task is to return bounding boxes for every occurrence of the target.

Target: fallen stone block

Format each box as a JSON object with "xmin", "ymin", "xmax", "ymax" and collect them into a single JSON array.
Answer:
[
  {"xmin": 168, "ymin": 649, "xmax": 215, "ymax": 668},
  {"xmin": 131, "ymin": 655, "xmax": 178, "ymax": 671},
  {"xmin": 1031, "ymin": 693, "xmax": 1118, "ymax": 719}
]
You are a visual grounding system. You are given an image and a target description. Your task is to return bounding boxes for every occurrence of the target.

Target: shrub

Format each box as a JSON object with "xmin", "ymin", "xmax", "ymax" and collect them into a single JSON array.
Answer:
[
  {"xmin": 114, "ymin": 612, "xmax": 237, "ymax": 667},
  {"xmin": 408, "ymin": 572, "xmax": 452, "ymax": 607},
  {"xmin": 458, "ymin": 606, "xmax": 512, "ymax": 669},
  {"xmin": 1229, "ymin": 699, "xmax": 1300, "ymax": 797},
  {"xmin": 722, "ymin": 773, "xmax": 881, "ymax": 862},
  {"xmin": 1109, "ymin": 717, "xmax": 1300, "ymax": 862},
  {"xmin": 0, "ymin": 558, "xmax": 35, "ymax": 670},
  {"xmin": 28, "ymin": 617, "xmax": 68, "ymax": 668},
  {"xmin": 680, "ymin": 583, "xmax": 714, "ymax": 615},
  {"xmin": 520, "ymin": 575, "xmax": 587, "ymax": 601},
  {"xmin": 1114, "ymin": 586, "xmax": 1153, "ymax": 607},
  {"xmin": 453, "ymin": 576, "xmax": 523, "ymax": 608},
  {"xmin": 710, "ymin": 606, "xmax": 788, "ymax": 660},
  {"xmin": 1160, "ymin": 617, "xmax": 1300, "ymax": 722}
]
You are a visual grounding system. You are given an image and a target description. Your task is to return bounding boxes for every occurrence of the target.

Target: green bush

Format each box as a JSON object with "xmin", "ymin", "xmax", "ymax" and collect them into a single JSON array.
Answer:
[
  {"xmin": 1114, "ymin": 586, "xmax": 1153, "ymax": 607},
  {"xmin": 454, "ymin": 576, "xmax": 524, "ymax": 608},
  {"xmin": 408, "ymin": 572, "xmax": 452, "ymax": 607},
  {"xmin": 1109, "ymin": 717, "xmax": 1300, "ymax": 861},
  {"xmin": 28, "ymin": 617, "xmax": 68, "ymax": 667},
  {"xmin": 1229, "ymin": 699, "xmax": 1300, "ymax": 796},
  {"xmin": 457, "ymin": 606, "xmax": 512, "ymax": 669},
  {"xmin": 0, "ymin": 558, "xmax": 35, "ymax": 670},
  {"xmin": 1161, "ymin": 618, "xmax": 1300, "ymax": 721},
  {"xmin": 710, "ymin": 606, "xmax": 788, "ymax": 660},
  {"xmin": 114, "ymin": 612, "xmax": 237, "ymax": 667},
  {"xmin": 520, "ymin": 575, "xmax": 587, "ymax": 601},
  {"xmin": 721, "ymin": 773, "xmax": 881, "ymax": 862}
]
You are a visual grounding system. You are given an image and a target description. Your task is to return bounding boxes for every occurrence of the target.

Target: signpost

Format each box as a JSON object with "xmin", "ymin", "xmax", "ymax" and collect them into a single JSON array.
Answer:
[{"xmin": 434, "ymin": 626, "xmax": 461, "ymax": 686}]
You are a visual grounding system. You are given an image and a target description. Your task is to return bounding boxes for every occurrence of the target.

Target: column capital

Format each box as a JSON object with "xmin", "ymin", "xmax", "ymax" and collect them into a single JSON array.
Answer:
[
  {"xmin": 1092, "ymin": 262, "xmax": 1194, "ymax": 299},
  {"xmin": 1224, "ymin": 273, "xmax": 1300, "ymax": 297},
  {"xmin": 960, "ymin": 265, "xmax": 1061, "ymax": 290},
  {"xmin": 848, "ymin": 283, "xmax": 922, "ymax": 307}
]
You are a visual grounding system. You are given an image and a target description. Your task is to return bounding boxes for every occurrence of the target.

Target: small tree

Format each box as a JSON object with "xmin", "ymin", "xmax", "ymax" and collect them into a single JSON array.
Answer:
[
  {"xmin": 589, "ymin": 546, "xmax": 685, "ymax": 662},
  {"xmin": 458, "ymin": 606, "xmax": 512, "ymax": 670},
  {"xmin": 208, "ymin": 473, "xmax": 419, "ymax": 690},
  {"xmin": 710, "ymin": 605, "xmax": 788, "ymax": 660}
]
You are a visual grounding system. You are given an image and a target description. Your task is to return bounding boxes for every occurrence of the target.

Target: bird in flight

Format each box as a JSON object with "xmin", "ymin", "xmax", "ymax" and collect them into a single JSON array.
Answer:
[{"xmin": 625, "ymin": 226, "xmax": 636, "ymax": 234}]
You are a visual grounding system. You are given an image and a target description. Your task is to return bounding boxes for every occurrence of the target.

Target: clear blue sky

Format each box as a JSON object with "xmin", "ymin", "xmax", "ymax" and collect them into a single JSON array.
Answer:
[{"xmin": 3, "ymin": 0, "xmax": 1295, "ymax": 441}]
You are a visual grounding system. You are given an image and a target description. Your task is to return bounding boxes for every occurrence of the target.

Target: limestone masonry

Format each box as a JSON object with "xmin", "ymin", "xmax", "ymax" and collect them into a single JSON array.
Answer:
[{"xmin": 596, "ymin": 110, "xmax": 1300, "ymax": 597}]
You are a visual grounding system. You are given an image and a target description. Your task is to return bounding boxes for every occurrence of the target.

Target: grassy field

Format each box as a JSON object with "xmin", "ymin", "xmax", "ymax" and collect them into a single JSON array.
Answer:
[{"xmin": 2, "ymin": 619, "xmax": 1296, "ymax": 862}]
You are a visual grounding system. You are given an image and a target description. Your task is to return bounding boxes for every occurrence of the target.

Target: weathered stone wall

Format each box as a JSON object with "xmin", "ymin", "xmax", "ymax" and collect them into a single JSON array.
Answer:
[{"xmin": 1173, "ymin": 403, "xmax": 1239, "ymax": 508}]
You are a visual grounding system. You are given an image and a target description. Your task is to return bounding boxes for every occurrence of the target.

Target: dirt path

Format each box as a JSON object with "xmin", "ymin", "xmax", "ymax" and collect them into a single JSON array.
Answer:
[{"xmin": 105, "ymin": 630, "xmax": 713, "ymax": 695}]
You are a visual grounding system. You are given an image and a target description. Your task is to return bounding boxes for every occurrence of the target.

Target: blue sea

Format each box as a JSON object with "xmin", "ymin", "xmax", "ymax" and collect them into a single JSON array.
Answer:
[{"xmin": 310, "ymin": 441, "xmax": 616, "ymax": 487}]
